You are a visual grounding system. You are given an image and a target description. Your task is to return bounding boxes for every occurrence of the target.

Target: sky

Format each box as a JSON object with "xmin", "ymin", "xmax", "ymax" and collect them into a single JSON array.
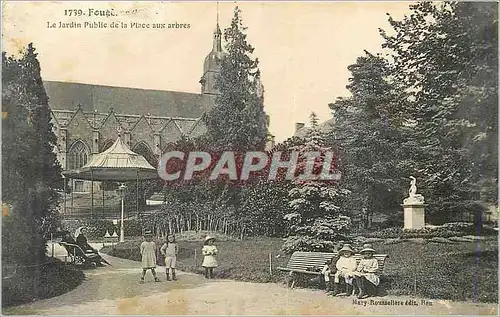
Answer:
[{"xmin": 2, "ymin": 1, "xmax": 413, "ymax": 142}]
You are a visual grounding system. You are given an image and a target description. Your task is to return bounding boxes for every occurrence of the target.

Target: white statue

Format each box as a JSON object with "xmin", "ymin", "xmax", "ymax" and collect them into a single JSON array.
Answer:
[
  {"xmin": 404, "ymin": 176, "xmax": 424, "ymax": 204},
  {"xmin": 409, "ymin": 176, "xmax": 417, "ymax": 196}
]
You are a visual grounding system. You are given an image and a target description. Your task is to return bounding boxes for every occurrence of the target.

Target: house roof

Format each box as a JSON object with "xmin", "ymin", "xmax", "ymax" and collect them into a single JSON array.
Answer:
[
  {"xmin": 43, "ymin": 80, "xmax": 215, "ymax": 118},
  {"xmin": 294, "ymin": 118, "xmax": 336, "ymax": 138}
]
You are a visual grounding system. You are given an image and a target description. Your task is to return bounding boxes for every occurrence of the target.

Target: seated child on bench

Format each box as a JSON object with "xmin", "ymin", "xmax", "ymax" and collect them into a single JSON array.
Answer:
[
  {"xmin": 320, "ymin": 256, "xmax": 336, "ymax": 292},
  {"xmin": 353, "ymin": 244, "xmax": 380, "ymax": 299},
  {"xmin": 331, "ymin": 244, "xmax": 357, "ymax": 296}
]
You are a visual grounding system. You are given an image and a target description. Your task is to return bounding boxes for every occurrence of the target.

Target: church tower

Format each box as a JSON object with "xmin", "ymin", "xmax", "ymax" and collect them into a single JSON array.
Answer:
[{"xmin": 200, "ymin": 8, "xmax": 225, "ymax": 95}]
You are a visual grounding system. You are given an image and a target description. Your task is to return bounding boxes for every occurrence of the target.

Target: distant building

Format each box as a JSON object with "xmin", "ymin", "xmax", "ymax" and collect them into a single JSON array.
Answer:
[
  {"xmin": 293, "ymin": 118, "xmax": 335, "ymax": 138},
  {"xmin": 46, "ymin": 21, "xmax": 273, "ymax": 192}
]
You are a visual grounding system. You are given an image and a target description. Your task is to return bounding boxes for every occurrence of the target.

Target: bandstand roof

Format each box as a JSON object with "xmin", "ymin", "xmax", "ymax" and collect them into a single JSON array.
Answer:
[{"xmin": 63, "ymin": 137, "xmax": 158, "ymax": 181}]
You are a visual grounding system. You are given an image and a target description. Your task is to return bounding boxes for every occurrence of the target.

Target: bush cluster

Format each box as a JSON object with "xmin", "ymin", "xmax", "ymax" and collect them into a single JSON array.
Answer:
[
  {"xmin": 2, "ymin": 258, "xmax": 84, "ymax": 307},
  {"xmin": 175, "ymin": 230, "xmax": 237, "ymax": 242},
  {"xmin": 61, "ymin": 219, "xmax": 144, "ymax": 239},
  {"xmin": 356, "ymin": 222, "xmax": 497, "ymax": 240},
  {"xmin": 281, "ymin": 235, "xmax": 339, "ymax": 254}
]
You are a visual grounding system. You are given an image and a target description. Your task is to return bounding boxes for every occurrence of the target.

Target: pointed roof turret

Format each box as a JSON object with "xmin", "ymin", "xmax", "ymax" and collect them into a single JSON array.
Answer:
[{"xmin": 200, "ymin": 2, "xmax": 226, "ymax": 95}]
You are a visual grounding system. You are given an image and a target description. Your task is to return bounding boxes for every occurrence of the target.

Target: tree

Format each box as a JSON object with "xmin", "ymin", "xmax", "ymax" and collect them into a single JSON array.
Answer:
[
  {"xmin": 380, "ymin": 2, "xmax": 498, "ymax": 223},
  {"xmin": 329, "ymin": 52, "xmax": 410, "ymax": 229},
  {"xmin": 282, "ymin": 113, "xmax": 351, "ymax": 253},
  {"xmin": 203, "ymin": 6, "xmax": 269, "ymax": 151},
  {"xmin": 2, "ymin": 43, "xmax": 63, "ymax": 265}
]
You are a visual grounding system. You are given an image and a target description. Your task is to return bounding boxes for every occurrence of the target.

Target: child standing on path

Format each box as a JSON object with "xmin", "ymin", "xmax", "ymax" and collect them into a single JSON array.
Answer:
[
  {"xmin": 160, "ymin": 234, "xmax": 179, "ymax": 281},
  {"xmin": 201, "ymin": 236, "xmax": 218, "ymax": 279},
  {"xmin": 140, "ymin": 230, "xmax": 160, "ymax": 283}
]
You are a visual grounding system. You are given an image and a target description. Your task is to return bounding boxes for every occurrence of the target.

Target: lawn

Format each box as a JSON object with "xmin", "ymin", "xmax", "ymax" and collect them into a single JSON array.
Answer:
[
  {"xmin": 101, "ymin": 235, "xmax": 498, "ymax": 303},
  {"xmin": 372, "ymin": 237, "xmax": 498, "ymax": 302},
  {"xmin": 102, "ymin": 236, "xmax": 289, "ymax": 283}
]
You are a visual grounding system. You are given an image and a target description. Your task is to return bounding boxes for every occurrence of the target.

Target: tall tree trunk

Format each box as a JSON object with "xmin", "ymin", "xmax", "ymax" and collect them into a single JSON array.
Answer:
[{"xmin": 240, "ymin": 223, "xmax": 246, "ymax": 240}]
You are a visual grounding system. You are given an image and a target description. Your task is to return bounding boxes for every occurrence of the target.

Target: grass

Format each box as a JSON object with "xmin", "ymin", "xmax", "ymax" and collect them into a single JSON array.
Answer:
[
  {"xmin": 102, "ymin": 236, "xmax": 289, "ymax": 283},
  {"xmin": 2, "ymin": 258, "xmax": 85, "ymax": 308},
  {"xmin": 373, "ymin": 237, "xmax": 498, "ymax": 303},
  {"xmin": 101, "ymin": 235, "xmax": 498, "ymax": 303},
  {"xmin": 175, "ymin": 238, "xmax": 289, "ymax": 283}
]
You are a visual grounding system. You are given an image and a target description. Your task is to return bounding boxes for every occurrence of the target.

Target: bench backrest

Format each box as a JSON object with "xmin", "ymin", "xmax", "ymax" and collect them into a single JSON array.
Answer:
[
  {"xmin": 285, "ymin": 252, "xmax": 335, "ymax": 272},
  {"xmin": 59, "ymin": 242, "xmax": 86, "ymax": 257},
  {"xmin": 286, "ymin": 251, "xmax": 388, "ymax": 273}
]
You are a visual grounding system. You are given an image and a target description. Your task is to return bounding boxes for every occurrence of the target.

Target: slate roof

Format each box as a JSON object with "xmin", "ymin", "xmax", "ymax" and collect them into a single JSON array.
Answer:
[
  {"xmin": 51, "ymin": 109, "xmax": 202, "ymax": 136},
  {"xmin": 43, "ymin": 80, "xmax": 215, "ymax": 118}
]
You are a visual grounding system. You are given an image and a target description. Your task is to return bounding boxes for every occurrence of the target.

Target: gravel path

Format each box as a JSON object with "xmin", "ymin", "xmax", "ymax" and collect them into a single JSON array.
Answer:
[{"xmin": 3, "ymin": 246, "xmax": 497, "ymax": 315}]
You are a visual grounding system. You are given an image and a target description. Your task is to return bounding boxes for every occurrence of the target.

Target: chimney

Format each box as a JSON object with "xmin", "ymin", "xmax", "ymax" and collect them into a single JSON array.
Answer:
[
  {"xmin": 265, "ymin": 134, "xmax": 276, "ymax": 151},
  {"xmin": 295, "ymin": 122, "xmax": 305, "ymax": 132}
]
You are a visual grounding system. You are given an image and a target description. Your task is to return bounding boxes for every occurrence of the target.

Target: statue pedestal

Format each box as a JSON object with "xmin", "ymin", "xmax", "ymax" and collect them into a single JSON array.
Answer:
[{"xmin": 402, "ymin": 201, "xmax": 425, "ymax": 229}]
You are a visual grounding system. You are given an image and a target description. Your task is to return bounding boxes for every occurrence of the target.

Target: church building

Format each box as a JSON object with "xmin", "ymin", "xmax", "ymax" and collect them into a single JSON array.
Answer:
[{"xmin": 46, "ymin": 21, "xmax": 274, "ymax": 192}]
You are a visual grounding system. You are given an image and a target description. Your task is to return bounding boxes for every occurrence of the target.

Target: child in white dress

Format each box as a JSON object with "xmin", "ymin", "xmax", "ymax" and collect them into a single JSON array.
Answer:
[
  {"xmin": 160, "ymin": 234, "xmax": 179, "ymax": 281},
  {"xmin": 353, "ymin": 244, "xmax": 380, "ymax": 299},
  {"xmin": 333, "ymin": 244, "xmax": 357, "ymax": 296},
  {"xmin": 140, "ymin": 231, "xmax": 160, "ymax": 283},
  {"xmin": 202, "ymin": 236, "xmax": 218, "ymax": 279}
]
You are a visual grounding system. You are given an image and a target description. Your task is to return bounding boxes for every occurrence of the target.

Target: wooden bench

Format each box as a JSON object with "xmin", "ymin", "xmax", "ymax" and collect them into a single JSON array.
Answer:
[
  {"xmin": 59, "ymin": 242, "xmax": 102, "ymax": 268},
  {"xmin": 277, "ymin": 251, "xmax": 388, "ymax": 288}
]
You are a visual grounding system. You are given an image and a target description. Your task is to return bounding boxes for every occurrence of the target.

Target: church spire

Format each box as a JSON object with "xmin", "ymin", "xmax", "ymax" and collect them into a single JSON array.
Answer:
[
  {"xmin": 213, "ymin": 2, "xmax": 222, "ymax": 52},
  {"xmin": 200, "ymin": 2, "xmax": 225, "ymax": 95}
]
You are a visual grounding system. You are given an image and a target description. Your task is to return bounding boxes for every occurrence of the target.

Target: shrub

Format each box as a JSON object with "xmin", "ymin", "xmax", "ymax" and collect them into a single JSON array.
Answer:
[
  {"xmin": 61, "ymin": 219, "xmax": 144, "ymax": 239},
  {"xmin": 174, "ymin": 230, "xmax": 237, "ymax": 242},
  {"xmin": 2, "ymin": 258, "xmax": 84, "ymax": 307},
  {"xmin": 61, "ymin": 219, "xmax": 116, "ymax": 239},
  {"xmin": 354, "ymin": 222, "xmax": 498, "ymax": 240},
  {"xmin": 359, "ymin": 227, "xmax": 403, "ymax": 239},
  {"xmin": 281, "ymin": 235, "xmax": 339, "ymax": 254},
  {"xmin": 123, "ymin": 219, "xmax": 142, "ymax": 237},
  {"xmin": 2, "ymin": 214, "xmax": 37, "ymax": 265}
]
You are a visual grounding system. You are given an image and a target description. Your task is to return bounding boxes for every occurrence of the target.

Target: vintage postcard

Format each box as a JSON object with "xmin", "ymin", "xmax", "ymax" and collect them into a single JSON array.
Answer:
[{"xmin": 1, "ymin": 1, "xmax": 498, "ymax": 315}]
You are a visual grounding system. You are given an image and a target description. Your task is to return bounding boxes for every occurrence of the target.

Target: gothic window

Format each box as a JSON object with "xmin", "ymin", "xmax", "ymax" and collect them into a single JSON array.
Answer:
[
  {"xmin": 101, "ymin": 139, "xmax": 114, "ymax": 152},
  {"xmin": 162, "ymin": 142, "xmax": 175, "ymax": 154},
  {"xmin": 68, "ymin": 140, "xmax": 89, "ymax": 170},
  {"xmin": 132, "ymin": 142, "xmax": 156, "ymax": 167}
]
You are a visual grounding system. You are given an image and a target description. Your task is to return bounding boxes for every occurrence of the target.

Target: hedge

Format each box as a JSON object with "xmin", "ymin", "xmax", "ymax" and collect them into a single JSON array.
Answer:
[
  {"xmin": 353, "ymin": 222, "xmax": 497, "ymax": 240},
  {"xmin": 61, "ymin": 219, "xmax": 143, "ymax": 239}
]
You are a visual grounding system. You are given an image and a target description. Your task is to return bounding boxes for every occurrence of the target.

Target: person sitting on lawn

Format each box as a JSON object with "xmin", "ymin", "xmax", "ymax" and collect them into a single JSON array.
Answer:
[
  {"xmin": 332, "ymin": 244, "xmax": 357, "ymax": 296},
  {"xmin": 353, "ymin": 244, "xmax": 380, "ymax": 299}
]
